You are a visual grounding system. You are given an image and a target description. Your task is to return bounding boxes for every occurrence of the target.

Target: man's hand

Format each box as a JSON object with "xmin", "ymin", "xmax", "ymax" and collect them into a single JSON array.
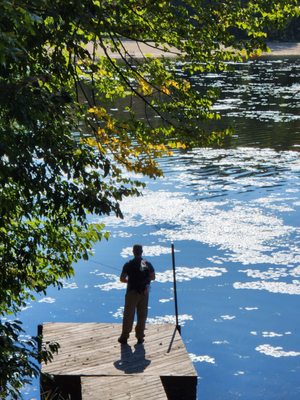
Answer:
[
  {"xmin": 120, "ymin": 273, "xmax": 128, "ymax": 283},
  {"xmin": 150, "ymin": 272, "xmax": 155, "ymax": 281}
]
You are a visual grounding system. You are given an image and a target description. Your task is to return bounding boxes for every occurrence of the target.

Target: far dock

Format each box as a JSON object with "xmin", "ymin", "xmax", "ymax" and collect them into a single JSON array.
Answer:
[{"xmin": 40, "ymin": 322, "xmax": 197, "ymax": 399}]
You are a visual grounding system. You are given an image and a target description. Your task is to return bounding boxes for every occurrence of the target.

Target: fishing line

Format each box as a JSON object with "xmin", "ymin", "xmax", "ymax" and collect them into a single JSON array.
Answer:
[{"xmin": 89, "ymin": 259, "xmax": 120, "ymax": 273}]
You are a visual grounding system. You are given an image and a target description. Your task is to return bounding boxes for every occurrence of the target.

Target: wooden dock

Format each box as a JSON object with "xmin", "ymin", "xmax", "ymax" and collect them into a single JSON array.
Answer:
[{"xmin": 40, "ymin": 322, "xmax": 197, "ymax": 399}]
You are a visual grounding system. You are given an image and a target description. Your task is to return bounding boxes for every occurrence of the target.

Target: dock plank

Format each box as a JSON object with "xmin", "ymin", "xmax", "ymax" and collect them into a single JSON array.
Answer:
[{"xmin": 81, "ymin": 376, "xmax": 167, "ymax": 400}]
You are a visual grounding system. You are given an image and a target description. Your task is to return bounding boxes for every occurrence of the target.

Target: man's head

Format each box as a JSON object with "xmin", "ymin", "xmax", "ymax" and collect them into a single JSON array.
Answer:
[{"xmin": 133, "ymin": 244, "xmax": 143, "ymax": 257}]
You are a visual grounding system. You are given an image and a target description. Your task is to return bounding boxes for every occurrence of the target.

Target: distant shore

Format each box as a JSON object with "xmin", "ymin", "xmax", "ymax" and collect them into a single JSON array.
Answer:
[
  {"xmin": 91, "ymin": 40, "xmax": 300, "ymax": 59},
  {"xmin": 266, "ymin": 41, "xmax": 300, "ymax": 56}
]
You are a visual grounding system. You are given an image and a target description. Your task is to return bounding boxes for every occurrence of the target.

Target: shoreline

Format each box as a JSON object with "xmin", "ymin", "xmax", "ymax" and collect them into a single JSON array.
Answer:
[
  {"xmin": 265, "ymin": 41, "xmax": 300, "ymax": 56},
  {"xmin": 91, "ymin": 41, "xmax": 300, "ymax": 59}
]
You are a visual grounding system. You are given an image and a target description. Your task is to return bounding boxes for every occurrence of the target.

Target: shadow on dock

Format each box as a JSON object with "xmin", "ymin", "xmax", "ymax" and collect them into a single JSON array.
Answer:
[{"xmin": 114, "ymin": 343, "xmax": 151, "ymax": 373}]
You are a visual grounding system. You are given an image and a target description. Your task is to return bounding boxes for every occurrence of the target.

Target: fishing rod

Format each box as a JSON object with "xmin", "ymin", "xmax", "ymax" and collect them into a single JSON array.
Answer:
[{"xmin": 171, "ymin": 243, "xmax": 181, "ymax": 335}]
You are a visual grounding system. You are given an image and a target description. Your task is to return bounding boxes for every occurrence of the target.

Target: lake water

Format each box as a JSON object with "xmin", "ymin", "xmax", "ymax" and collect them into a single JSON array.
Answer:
[{"xmin": 21, "ymin": 57, "xmax": 300, "ymax": 399}]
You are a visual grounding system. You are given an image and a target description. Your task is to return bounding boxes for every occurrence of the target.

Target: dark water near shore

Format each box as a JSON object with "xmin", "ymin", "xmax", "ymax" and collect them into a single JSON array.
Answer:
[{"xmin": 21, "ymin": 57, "xmax": 300, "ymax": 399}]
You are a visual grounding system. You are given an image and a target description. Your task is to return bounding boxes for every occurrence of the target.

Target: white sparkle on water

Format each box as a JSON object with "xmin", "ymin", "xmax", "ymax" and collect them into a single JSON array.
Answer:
[
  {"xmin": 256, "ymin": 344, "xmax": 300, "ymax": 358},
  {"xmin": 233, "ymin": 280, "xmax": 300, "ymax": 295},
  {"xmin": 38, "ymin": 297, "xmax": 56, "ymax": 304},
  {"xmin": 189, "ymin": 353, "xmax": 216, "ymax": 364}
]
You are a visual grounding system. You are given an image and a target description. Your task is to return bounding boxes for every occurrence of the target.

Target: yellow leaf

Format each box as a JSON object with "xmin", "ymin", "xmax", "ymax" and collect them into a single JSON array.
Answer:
[
  {"xmin": 183, "ymin": 79, "xmax": 191, "ymax": 92},
  {"xmin": 88, "ymin": 106, "xmax": 108, "ymax": 118},
  {"xmin": 138, "ymin": 78, "xmax": 153, "ymax": 96},
  {"xmin": 176, "ymin": 142, "xmax": 186, "ymax": 149},
  {"xmin": 161, "ymin": 85, "xmax": 171, "ymax": 95},
  {"xmin": 167, "ymin": 79, "xmax": 180, "ymax": 89},
  {"xmin": 97, "ymin": 128, "xmax": 106, "ymax": 137},
  {"xmin": 106, "ymin": 118, "xmax": 114, "ymax": 130},
  {"xmin": 81, "ymin": 137, "xmax": 98, "ymax": 147}
]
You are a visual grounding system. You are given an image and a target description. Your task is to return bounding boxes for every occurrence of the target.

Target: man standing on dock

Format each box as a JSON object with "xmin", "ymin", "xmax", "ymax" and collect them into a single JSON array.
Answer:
[{"xmin": 118, "ymin": 244, "xmax": 155, "ymax": 345}]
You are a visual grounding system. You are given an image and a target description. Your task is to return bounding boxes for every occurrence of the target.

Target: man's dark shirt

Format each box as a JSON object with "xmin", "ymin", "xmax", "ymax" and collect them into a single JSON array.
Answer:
[{"xmin": 122, "ymin": 258, "xmax": 155, "ymax": 293}]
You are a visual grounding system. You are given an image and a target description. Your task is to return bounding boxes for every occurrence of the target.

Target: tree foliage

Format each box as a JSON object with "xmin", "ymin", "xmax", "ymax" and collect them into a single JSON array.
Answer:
[{"xmin": 0, "ymin": 0, "xmax": 299, "ymax": 397}]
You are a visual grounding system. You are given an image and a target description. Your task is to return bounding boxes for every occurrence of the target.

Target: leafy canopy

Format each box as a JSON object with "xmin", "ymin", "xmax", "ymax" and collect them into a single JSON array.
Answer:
[{"xmin": 0, "ymin": 0, "xmax": 299, "ymax": 397}]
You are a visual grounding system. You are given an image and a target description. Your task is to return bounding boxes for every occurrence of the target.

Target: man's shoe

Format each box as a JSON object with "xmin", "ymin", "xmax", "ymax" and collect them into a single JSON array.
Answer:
[{"xmin": 118, "ymin": 337, "xmax": 127, "ymax": 344}]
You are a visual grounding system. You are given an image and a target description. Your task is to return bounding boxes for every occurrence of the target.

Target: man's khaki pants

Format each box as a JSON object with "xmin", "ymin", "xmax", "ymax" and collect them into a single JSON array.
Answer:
[{"xmin": 120, "ymin": 290, "xmax": 149, "ymax": 341}]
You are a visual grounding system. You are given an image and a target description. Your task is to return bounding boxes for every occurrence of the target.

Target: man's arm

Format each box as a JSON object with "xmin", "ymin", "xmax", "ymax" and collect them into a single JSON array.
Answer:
[
  {"xmin": 149, "ymin": 264, "xmax": 155, "ymax": 281},
  {"xmin": 120, "ymin": 272, "xmax": 128, "ymax": 283},
  {"xmin": 120, "ymin": 263, "xmax": 128, "ymax": 283},
  {"xmin": 150, "ymin": 271, "xmax": 155, "ymax": 281}
]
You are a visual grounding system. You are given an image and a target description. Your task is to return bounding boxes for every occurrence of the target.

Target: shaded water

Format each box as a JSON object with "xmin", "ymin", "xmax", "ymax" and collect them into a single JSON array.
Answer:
[{"xmin": 21, "ymin": 57, "xmax": 300, "ymax": 399}]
